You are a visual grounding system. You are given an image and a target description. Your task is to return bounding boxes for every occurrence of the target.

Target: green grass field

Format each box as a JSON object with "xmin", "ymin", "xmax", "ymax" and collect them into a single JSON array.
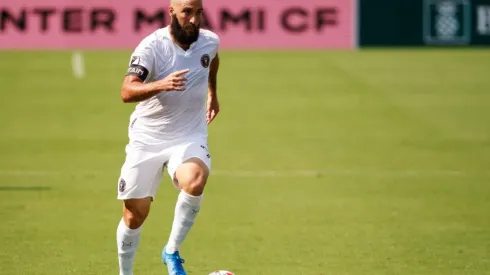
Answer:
[{"xmin": 0, "ymin": 49, "xmax": 489, "ymax": 275}]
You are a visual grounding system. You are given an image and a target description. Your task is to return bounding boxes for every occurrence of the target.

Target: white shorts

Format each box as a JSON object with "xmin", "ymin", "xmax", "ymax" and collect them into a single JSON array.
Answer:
[{"xmin": 116, "ymin": 135, "xmax": 211, "ymax": 200}]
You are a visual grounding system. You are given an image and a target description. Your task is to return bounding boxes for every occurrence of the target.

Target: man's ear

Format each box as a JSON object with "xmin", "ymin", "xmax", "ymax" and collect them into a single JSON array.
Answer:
[{"xmin": 168, "ymin": 6, "xmax": 174, "ymax": 16}]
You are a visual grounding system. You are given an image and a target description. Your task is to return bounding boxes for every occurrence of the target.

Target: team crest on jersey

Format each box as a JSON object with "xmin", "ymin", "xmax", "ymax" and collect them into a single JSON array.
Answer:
[
  {"xmin": 119, "ymin": 178, "xmax": 126, "ymax": 192},
  {"xmin": 200, "ymin": 54, "xmax": 210, "ymax": 68}
]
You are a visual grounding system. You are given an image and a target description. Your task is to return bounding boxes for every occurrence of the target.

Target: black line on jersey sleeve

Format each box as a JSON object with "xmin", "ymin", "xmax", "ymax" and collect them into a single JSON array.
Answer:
[{"xmin": 126, "ymin": 64, "xmax": 149, "ymax": 81}]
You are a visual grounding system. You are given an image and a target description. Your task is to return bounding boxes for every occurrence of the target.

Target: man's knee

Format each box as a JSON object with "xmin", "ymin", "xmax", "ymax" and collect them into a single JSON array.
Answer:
[
  {"xmin": 176, "ymin": 158, "xmax": 209, "ymax": 195},
  {"xmin": 123, "ymin": 197, "xmax": 152, "ymax": 229}
]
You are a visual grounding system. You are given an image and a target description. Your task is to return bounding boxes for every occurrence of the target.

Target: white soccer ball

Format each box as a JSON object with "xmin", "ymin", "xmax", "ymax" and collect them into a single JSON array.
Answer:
[{"xmin": 208, "ymin": 271, "xmax": 235, "ymax": 275}]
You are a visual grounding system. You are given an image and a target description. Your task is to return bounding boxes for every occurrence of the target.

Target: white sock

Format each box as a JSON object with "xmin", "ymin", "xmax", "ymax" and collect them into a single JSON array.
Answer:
[
  {"xmin": 117, "ymin": 218, "xmax": 142, "ymax": 275},
  {"xmin": 166, "ymin": 191, "xmax": 203, "ymax": 254}
]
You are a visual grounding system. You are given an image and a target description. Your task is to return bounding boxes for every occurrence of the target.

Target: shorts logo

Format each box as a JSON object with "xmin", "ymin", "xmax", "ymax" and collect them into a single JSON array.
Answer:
[
  {"xmin": 200, "ymin": 54, "xmax": 210, "ymax": 68},
  {"xmin": 119, "ymin": 178, "xmax": 126, "ymax": 192},
  {"xmin": 200, "ymin": 145, "xmax": 211, "ymax": 158}
]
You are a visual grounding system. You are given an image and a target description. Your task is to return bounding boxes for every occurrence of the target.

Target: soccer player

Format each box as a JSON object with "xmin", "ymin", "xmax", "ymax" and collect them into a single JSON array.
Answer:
[{"xmin": 115, "ymin": 0, "xmax": 220, "ymax": 274}]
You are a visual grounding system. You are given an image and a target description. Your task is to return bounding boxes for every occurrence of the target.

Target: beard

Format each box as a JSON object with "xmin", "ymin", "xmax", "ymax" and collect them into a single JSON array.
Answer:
[{"xmin": 170, "ymin": 14, "xmax": 200, "ymax": 45}]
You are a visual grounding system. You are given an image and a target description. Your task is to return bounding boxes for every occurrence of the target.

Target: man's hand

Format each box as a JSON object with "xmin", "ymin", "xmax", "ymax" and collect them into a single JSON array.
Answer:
[
  {"xmin": 154, "ymin": 69, "xmax": 190, "ymax": 92},
  {"xmin": 207, "ymin": 53, "xmax": 220, "ymax": 124},
  {"xmin": 206, "ymin": 95, "xmax": 220, "ymax": 124}
]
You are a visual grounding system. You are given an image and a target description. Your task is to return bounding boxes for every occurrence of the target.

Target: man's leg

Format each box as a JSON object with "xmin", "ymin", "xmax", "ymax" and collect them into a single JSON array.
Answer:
[
  {"xmin": 116, "ymin": 145, "xmax": 165, "ymax": 275},
  {"xmin": 162, "ymin": 140, "xmax": 211, "ymax": 275},
  {"xmin": 166, "ymin": 157, "xmax": 209, "ymax": 254},
  {"xmin": 117, "ymin": 198, "xmax": 152, "ymax": 275}
]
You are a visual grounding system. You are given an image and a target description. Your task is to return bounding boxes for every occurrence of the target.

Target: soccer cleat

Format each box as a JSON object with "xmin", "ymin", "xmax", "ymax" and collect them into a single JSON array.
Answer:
[{"xmin": 162, "ymin": 246, "xmax": 187, "ymax": 275}]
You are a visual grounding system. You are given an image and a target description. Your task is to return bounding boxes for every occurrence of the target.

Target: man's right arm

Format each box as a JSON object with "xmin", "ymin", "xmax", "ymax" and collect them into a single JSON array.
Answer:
[
  {"xmin": 120, "ymin": 70, "xmax": 190, "ymax": 103},
  {"xmin": 121, "ymin": 75, "xmax": 164, "ymax": 103},
  {"xmin": 121, "ymin": 36, "xmax": 188, "ymax": 103}
]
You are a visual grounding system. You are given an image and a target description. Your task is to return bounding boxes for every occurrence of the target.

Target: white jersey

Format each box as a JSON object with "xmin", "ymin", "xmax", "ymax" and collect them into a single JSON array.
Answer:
[{"xmin": 126, "ymin": 26, "xmax": 220, "ymax": 143}]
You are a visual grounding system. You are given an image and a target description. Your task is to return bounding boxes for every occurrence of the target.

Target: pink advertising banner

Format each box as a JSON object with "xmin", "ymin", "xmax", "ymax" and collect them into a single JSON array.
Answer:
[{"xmin": 0, "ymin": 0, "xmax": 356, "ymax": 49}]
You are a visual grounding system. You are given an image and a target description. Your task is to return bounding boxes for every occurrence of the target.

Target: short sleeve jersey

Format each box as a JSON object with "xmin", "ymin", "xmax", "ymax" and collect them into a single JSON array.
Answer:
[{"xmin": 126, "ymin": 27, "xmax": 220, "ymax": 141}]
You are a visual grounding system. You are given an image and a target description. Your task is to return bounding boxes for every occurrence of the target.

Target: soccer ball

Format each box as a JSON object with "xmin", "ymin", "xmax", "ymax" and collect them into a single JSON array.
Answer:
[{"xmin": 208, "ymin": 271, "xmax": 235, "ymax": 275}]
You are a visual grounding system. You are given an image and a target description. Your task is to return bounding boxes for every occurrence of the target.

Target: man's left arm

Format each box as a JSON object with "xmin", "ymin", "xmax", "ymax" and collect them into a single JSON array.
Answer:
[{"xmin": 207, "ymin": 53, "xmax": 220, "ymax": 124}]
